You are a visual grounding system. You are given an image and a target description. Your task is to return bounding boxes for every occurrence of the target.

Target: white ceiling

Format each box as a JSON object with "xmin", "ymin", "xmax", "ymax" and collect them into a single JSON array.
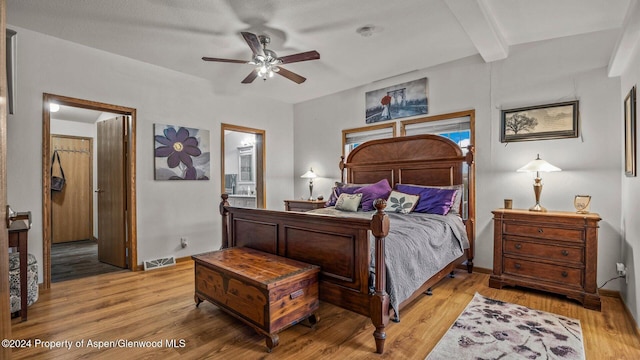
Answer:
[{"xmin": 6, "ymin": 0, "xmax": 632, "ymax": 104}]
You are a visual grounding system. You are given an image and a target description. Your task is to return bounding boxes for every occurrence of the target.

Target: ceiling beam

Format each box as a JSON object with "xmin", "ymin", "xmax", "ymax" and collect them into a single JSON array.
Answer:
[
  {"xmin": 444, "ymin": 0, "xmax": 508, "ymax": 62},
  {"xmin": 608, "ymin": 0, "xmax": 640, "ymax": 77}
]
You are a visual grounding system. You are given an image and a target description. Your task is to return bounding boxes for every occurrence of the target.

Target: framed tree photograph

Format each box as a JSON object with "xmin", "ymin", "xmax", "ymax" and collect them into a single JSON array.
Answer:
[
  {"xmin": 625, "ymin": 86, "xmax": 636, "ymax": 177},
  {"xmin": 500, "ymin": 100, "xmax": 579, "ymax": 142}
]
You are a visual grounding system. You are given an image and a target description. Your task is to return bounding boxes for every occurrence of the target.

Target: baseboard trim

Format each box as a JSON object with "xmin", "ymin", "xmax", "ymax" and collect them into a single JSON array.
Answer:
[
  {"xmin": 598, "ymin": 288, "xmax": 620, "ymax": 298},
  {"xmin": 472, "ymin": 266, "xmax": 492, "ymax": 274},
  {"xmin": 175, "ymin": 256, "xmax": 192, "ymax": 263}
]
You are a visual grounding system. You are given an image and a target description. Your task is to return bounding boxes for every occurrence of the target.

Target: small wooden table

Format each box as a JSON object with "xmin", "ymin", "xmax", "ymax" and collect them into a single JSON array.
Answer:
[
  {"xmin": 284, "ymin": 199, "xmax": 326, "ymax": 212},
  {"xmin": 192, "ymin": 247, "xmax": 320, "ymax": 352},
  {"xmin": 9, "ymin": 220, "xmax": 29, "ymax": 321}
]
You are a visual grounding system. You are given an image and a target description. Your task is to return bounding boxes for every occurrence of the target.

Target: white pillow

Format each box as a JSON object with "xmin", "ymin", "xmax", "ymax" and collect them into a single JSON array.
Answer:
[
  {"xmin": 335, "ymin": 193, "xmax": 362, "ymax": 212},
  {"xmin": 385, "ymin": 190, "xmax": 420, "ymax": 214}
]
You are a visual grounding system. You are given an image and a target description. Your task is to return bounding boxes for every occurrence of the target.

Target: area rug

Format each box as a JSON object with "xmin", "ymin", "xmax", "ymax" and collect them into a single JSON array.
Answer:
[{"xmin": 426, "ymin": 293, "xmax": 585, "ymax": 360}]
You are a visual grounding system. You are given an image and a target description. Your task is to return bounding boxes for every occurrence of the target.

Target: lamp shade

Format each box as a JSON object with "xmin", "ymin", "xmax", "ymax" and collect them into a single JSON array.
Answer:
[
  {"xmin": 516, "ymin": 154, "xmax": 561, "ymax": 173},
  {"xmin": 300, "ymin": 168, "xmax": 317, "ymax": 179}
]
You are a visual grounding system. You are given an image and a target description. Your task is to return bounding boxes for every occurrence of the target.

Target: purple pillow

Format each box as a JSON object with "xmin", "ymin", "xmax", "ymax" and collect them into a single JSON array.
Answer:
[
  {"xmin": 355, "ymin": 179, "xmax": 392, "ymax": 211},
  {"xmin": 395, "ymin": 184, "xmax": 457, "ymax": 215},
  {"xmin": 325, "ymin": 183, "xmax": 364, "ymax": 206}
]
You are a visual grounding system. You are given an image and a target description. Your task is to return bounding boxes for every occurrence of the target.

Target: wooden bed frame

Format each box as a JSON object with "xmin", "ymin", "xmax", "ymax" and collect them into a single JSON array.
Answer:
[{"xmin": 219, "ymin": 134, "xmax": 475, "ymax": 354}]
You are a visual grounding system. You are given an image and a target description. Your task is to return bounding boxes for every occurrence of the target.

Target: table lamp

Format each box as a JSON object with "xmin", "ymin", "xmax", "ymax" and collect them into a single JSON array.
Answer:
[
  {"xmin": 517, "ymin": 154, "xmax": 561, "ymax": 212},
  {"xmin": 300, "ymin": 168, "xmax": 317, "ymax": 200}
]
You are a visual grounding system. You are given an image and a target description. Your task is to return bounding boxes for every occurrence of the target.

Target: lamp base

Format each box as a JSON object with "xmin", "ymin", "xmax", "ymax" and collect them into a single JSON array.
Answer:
[{"xmin": 529, "ymin": 203, "xmax": 547, "ymax": 212}]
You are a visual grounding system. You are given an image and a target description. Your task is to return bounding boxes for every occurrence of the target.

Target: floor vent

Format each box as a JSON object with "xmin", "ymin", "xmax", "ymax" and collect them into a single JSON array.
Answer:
[{"xmin": 143, "ymin": 256, "xmax": 176, "ymax": 271}]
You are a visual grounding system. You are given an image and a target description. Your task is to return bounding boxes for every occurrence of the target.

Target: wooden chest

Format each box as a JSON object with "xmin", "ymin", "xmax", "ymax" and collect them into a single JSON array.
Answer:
[
  {"xmin": 489, "ymin": 209, "xmax": 601, "ymax": 310},
  {"xmin": 192, "ymin": 247, "xmax": 320, "ymax": 351}
]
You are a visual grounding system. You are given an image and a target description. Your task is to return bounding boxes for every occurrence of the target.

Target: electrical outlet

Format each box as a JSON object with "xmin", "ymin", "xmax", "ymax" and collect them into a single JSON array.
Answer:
[
  {"xmin": 180, "ymin": 237, "xmax": 188, "ymax": 248},
  {"xmin": 616, "ymin": 262, "xmax": 627, "ymax": 277}
]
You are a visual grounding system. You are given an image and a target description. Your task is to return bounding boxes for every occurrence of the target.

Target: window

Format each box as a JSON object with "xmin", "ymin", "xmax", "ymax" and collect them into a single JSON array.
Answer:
[
  {"xmin": 342, "ymin": 123, "xmax": 396, "ymax": 158},
  {"xmin": 401, "ymin": 110, "xmax": 475, "ymax": 219},
  {"xmin": 401, "ymin": 110, "xmax": 474, "ymax": 153}
]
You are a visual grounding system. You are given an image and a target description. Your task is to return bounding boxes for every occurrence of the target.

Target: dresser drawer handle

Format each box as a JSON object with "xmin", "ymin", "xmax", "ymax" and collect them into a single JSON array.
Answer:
[
  {"xmin": 561, "ymin": 271, "xmax": 568, "ymax": 278},
  {"xmin": 537, "ymin": 228, "xmax": 544, "ymax": 233},
  {"xmin": 514, "ymin": 263, "xmax": 521, "ymax": 269},
  {"xmin": 561, "ymin": 250, "xmax": 569, "ymax": 256},
  {"xmin": 515, "ymin": 243, "xmax": 522, "ymax": 250}
]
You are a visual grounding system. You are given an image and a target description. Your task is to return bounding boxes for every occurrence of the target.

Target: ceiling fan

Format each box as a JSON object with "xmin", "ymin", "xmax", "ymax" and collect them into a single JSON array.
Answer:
[{"xmin": 202, "ymin": 32, "xmax": 320, "ymax": 84}]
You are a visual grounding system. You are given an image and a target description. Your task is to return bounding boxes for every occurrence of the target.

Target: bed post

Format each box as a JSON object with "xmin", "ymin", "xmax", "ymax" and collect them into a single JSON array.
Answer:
[
  {"xmin": 370, "ymin": 199, "xmax": 390, "ymax": 354},
  {"xmin": 465, "ymin": 145, "xmax": 475, "ymax": 273},
  {"xmin": 339, "ymin": 155, "xmax": 346, "ymax": 183},
  {"xmin": 220, "ymin": 194, "xmax": 230, "ymax": 249}
]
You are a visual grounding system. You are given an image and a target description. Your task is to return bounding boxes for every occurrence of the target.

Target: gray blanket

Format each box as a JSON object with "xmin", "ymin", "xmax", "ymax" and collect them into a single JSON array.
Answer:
[
  {"xmin": 308, "ymin": 207, "xmax": 469, "ymax": 319},
  {"xmin": 381, "ymin": 212, "xmax": 469, "ymax": 319}
]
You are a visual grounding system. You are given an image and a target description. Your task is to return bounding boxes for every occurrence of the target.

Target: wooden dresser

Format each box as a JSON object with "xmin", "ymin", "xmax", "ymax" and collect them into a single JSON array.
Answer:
[
  {"xmin": 192, "ymin": 247, "xmax": 320, "ymax": 352},
  {"xmin": 489, "ymin": 209, "xmax": 601, "ymax": 310},
  {"xmin": 284, "ymin": 199, "xmax": 326, "ymax": 212}
]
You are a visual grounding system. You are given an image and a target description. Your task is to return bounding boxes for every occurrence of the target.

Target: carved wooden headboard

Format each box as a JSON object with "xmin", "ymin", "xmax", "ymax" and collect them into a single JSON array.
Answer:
[{"xmin": 339, "ymin": 134, "xmax": 475, "ymax": 257}]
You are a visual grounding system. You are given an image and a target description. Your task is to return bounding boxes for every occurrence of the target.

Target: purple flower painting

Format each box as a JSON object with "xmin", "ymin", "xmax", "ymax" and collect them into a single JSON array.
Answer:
[{"xmin": 154, "ymin": 124, "xmax": 210, "ymax": 180}]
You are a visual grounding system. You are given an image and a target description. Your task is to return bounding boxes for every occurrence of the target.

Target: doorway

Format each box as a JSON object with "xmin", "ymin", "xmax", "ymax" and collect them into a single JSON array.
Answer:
[
  {"xmin": 42, "ymin": 94, "xmax": 137, "ymax": 289},
  {"xmin": 221, "ymin": 124, "xmax": 265, "ymax": 208}
]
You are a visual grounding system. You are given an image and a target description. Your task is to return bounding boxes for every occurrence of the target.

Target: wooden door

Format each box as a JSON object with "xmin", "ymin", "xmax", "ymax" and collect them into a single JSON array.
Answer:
[
  {"xmin": 97, "ymin": 117, "xmax": 127, "ymax": 268},
  {"xmin": 51, "ymin": 136, "xmax": 93, "ymax": 243},
  {"xmin": 0, "ymin": 0, "xmax": 12, "ymax": 354}
]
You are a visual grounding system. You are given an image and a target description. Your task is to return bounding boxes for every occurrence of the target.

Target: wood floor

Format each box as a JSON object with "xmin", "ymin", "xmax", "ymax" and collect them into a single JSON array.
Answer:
[
  {"xmin": 51, "ymin": 239, "xmax": 124, "ymax": 282},
  {"xmin": 11, "ymin": 260, "xmax": 640, "ymax": 359}
]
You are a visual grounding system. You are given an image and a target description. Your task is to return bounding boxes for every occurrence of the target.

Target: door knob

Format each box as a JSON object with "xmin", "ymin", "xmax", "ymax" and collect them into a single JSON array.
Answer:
[{"xmin": 95, "ymin": 189, "xmax": 104, "ymax": 193}]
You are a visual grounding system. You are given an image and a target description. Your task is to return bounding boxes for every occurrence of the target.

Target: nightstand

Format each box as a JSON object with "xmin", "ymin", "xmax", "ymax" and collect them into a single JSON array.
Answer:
[
  {"xmin": 489, "ymin": 209, "xmax": 601, "ymax": 311},
  {"xmin": 284, "ymin": 199, "xmax": 326, "ymax": 212}
]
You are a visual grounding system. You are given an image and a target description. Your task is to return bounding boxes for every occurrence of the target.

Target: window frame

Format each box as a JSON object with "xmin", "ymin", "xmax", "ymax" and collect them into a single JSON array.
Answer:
[{"xmin": 342, "ymin": 122, "xmax": 396, "ymax": 159}]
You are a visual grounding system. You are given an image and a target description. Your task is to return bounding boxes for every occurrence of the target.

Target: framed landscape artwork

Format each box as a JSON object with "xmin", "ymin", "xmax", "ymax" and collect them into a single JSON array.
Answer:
[
  {"xmin": 625, "ymin": 86, "xmax": 636, "ymax": 177},
  {"xmin": 365, "ymin": 78, "xmax": 428, "ymax": 123},
  {"xmin": 154, "ymin": 124, "xmax": 210, "ymax": 180},
  {"xmin": 500, "ymin": 100, "xmax": 579, "ymax": 143}
]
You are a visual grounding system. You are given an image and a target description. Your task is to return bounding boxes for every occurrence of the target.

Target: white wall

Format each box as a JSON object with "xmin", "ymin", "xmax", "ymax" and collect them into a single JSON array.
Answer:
[
  {"xmin": 620, "ymin": 30, "xmax": 640, "ymax": 324},
  {"xmin": 6, "ymin": 26, "xmax": 295, "ymax": 280},
  {"xmin": 293, "ymin": 29, "xmax": 623, "ymax": 296}
]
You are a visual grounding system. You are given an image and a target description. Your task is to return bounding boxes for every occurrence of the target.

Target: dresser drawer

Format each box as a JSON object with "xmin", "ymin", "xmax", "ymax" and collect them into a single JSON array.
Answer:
[
  {"xmin": 503, "ymin": 239, "xmax": 583, "ymax": 264},
  {"xmin": 504, "ymin": 222, "xmax": 584, "ymax": 243},
  {"xmin": 503, "ymin": 257, "xmax": 582, "ymax": 287}
]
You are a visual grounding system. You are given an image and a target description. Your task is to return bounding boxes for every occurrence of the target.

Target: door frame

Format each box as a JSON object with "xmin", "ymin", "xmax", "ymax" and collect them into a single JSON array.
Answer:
[
  {"xmin": 42, "ymin": 93, "xmax": 137, "ymax": 289},
  {"xmin": 0, "ymin": 0, "xmax": 12, "ymax": 354},
  {"xmin": 220, "ymin": 123, "xmax": 266, "ymax": 208}
]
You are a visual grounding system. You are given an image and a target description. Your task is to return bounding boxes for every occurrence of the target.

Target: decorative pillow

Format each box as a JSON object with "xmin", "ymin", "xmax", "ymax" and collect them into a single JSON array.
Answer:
[
  {"xmin": 430, "ymin": 185, "xmax": 463, "ymax": 215},
  {"xmin": 395, "ymin": 184, "xmax": 463, "ymax": 215},
  {"xmin": 335, "ymin": 193, "xmax": 363, "ymax": 212},
  {"xmin": 355, "ymin": 179, "xmax": 393, "ymax": 211},
  {"xmin": 385, "ymin": 191, "xmax": 420, "ymax": 214},
  {"xmin": 325, "ymin": 182, "xmax": 367, "ymax": 207},
  {"xmin": 395, "ymin": 184, "xmax": 457, "ymax": 215}
]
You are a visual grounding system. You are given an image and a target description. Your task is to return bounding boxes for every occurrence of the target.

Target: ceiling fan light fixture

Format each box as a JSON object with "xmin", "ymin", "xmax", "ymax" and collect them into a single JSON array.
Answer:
[{"xmin": 202, "ymin": 31, "xmax": 318, "ymax": 84}]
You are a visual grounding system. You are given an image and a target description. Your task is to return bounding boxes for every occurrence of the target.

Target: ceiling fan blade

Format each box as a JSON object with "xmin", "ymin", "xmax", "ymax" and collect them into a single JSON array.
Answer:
[
  {"xmin": 275, "ymin": 67, "xmax": 306, "ymax": 84},
  {"xmin": 241, "ymin": 69, "xmax": 259, "ymax": 84},
  {"xmin": 202, "ymin": 57, "xmax": 248, "ymax": 64},
  {"xmin": 278, "ymin": 50, "xmax": 320, "ymax": 64},
  {"xmin": 241, "ymin": 32, "xmax": 265, "ymax": 58}
]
